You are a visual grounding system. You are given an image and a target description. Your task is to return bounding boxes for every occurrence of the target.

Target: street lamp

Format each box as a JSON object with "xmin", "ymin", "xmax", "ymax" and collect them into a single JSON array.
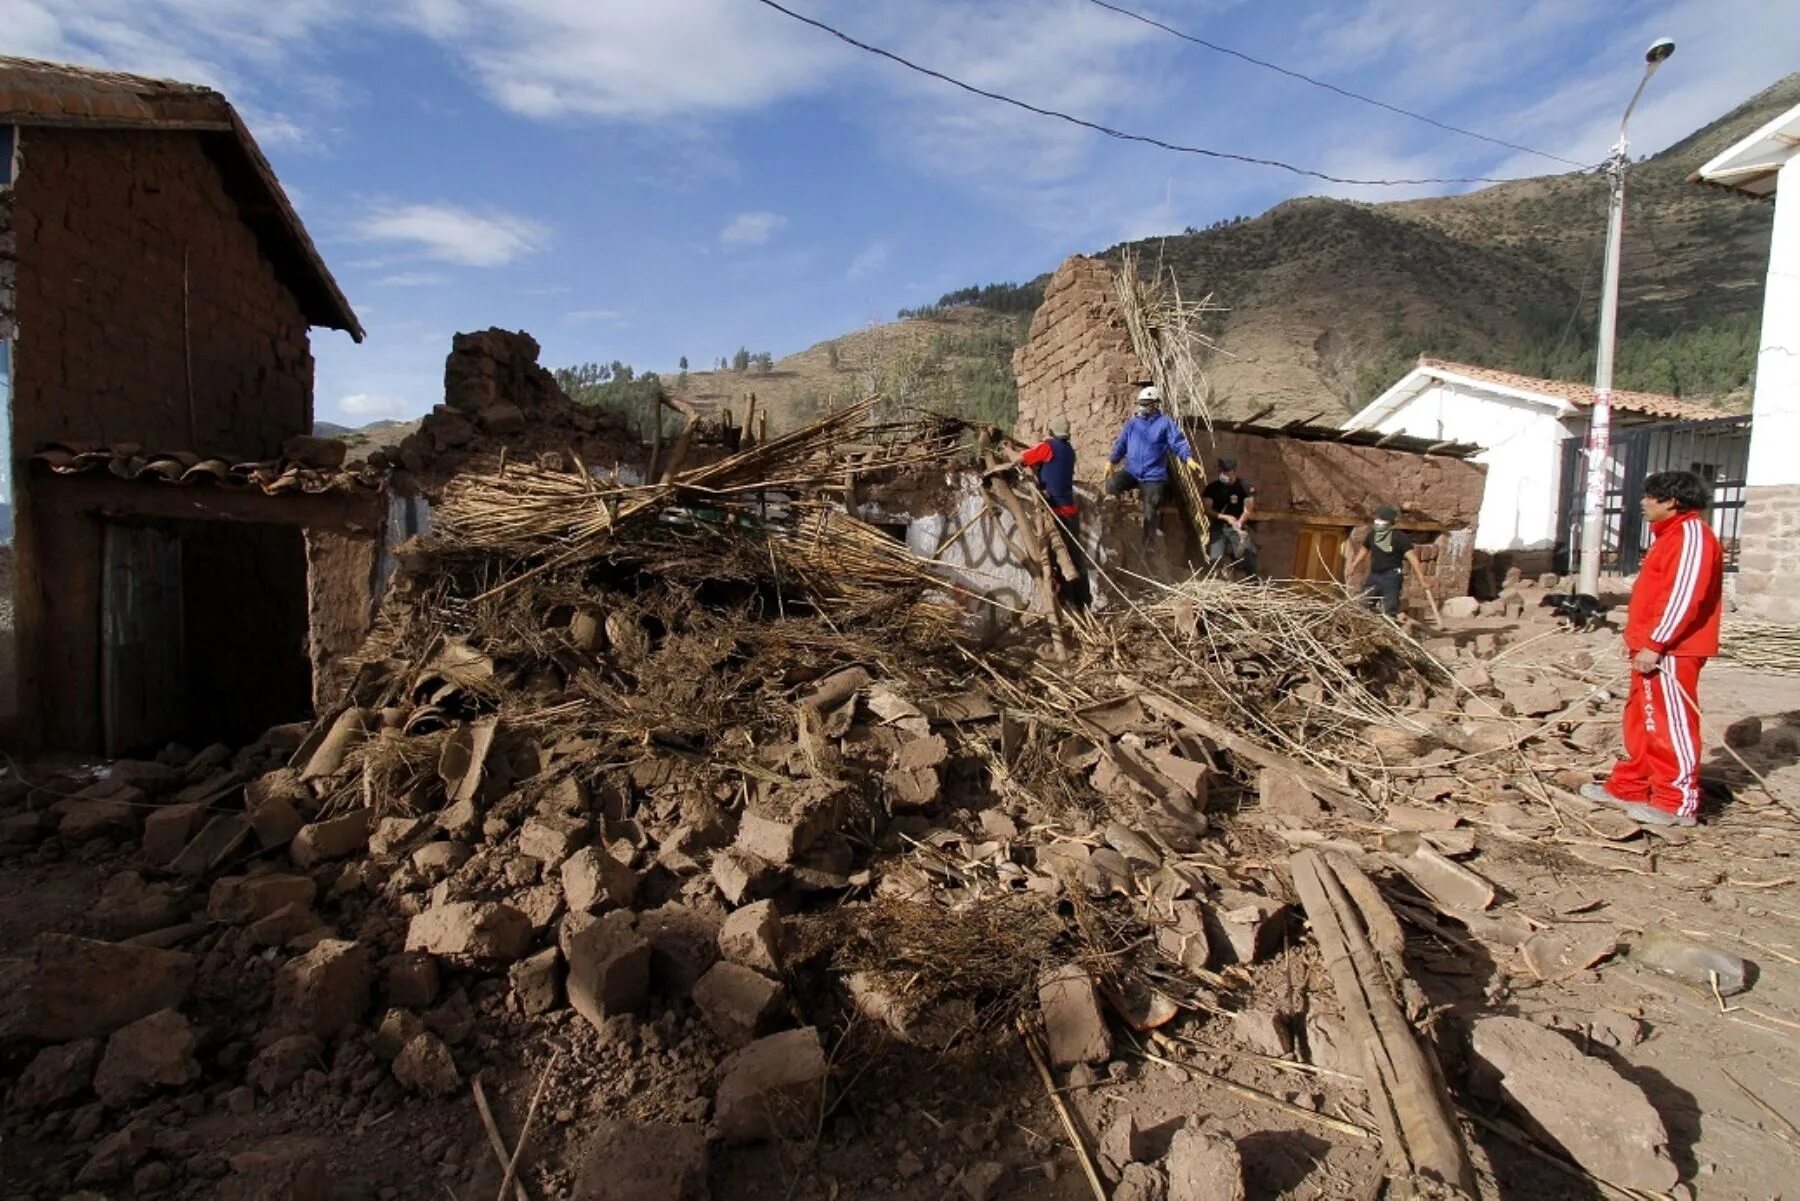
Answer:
[{"xmin": 1577, "ymin": 37, "xmax": 1675, "ymax": 598}]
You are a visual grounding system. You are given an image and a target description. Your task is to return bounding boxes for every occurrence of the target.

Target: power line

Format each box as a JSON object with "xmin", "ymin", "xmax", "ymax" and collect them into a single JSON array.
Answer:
[
  {"xmin": 1082, "ymin": 0, "xmax": 1587, "ymax": 169},
  {"xmin": 752, "ymin": 0, "xmax": 1590, "ymax": 188}
]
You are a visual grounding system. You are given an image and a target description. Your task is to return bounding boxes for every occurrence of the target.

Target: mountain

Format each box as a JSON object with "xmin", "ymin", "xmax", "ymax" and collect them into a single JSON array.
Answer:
[
  {"xmin": 313, "ymin": 417, "xmax": 419, "ymax": 451},
  {"xmin": 724, "ymin": 74, "xmax": 1790, "ymax": 433}
]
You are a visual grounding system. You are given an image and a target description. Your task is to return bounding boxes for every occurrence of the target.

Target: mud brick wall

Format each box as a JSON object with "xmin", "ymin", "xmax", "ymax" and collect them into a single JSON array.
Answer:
[
  {"xmin": 1012, "ymin": 256, "xmax": 1148, "ymax": 475},
  {"xmin": 8, "ymin": 127, "xmax": 313, "ymax": 459},
  {"xmin": 1734, "ymin": 483, "xmax": 1800, "ymax": 623}
]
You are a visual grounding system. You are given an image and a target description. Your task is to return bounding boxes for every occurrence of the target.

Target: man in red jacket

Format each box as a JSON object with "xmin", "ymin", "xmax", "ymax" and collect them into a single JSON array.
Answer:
[{"xmin": 1582, "ymin": 471, "xmax": 1723, "ymax": 827}]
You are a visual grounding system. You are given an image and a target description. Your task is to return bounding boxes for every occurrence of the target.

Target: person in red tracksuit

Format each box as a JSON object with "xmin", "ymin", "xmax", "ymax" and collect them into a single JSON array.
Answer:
[{"xmin": 1582, "ymin": 470, "xmax": 1723, "ymax": 827}]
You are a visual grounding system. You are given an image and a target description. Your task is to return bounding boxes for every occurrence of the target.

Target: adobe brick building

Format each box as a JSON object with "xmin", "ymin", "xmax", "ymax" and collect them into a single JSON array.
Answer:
[
  {"xmin": 0, "ymin": 58, "xmax": 368, "ymax": 752},
  {"xmin": 1013, "ymin": 255, "xmax": 1486, "ymax": 604}
]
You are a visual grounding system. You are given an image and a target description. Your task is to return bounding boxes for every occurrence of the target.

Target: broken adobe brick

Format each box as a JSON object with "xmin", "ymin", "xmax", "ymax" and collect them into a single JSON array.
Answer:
[
  {"xmin": 713, "ymin": 1026, "xmax": 829, "ymax": 1144},
  {"xmin": 1037, "ymin": 964, "xmax": 1112, "ymax": 1069},
  {"xmin": 207, "ymin": 873, "xmax": 317, "ymax": 924},
  {"xmin": 566, "ymin": 910, "xmax": 651, "ymax": 1032},
  {"xmin": 692, "ymin": 962, "xmax": 786, "ymax": 1046},
  {"xmin": 290, "ymin": 809, "xmax": 370, "ymax": 869},
  {"xmin": 405, "ymin": 901, "xmax": 534, "ymax": 964},
  {"xmin": 717, "ymin": 899, "xmax": 783, "ymax": 975},
  {"xmin": 274, "ymin": 939, "xmax": 372, "ymax": 1039}
]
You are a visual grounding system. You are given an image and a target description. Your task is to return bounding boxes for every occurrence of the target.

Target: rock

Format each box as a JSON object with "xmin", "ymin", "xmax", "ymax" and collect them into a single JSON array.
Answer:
[
  {"xmin": 1205, "ymin": 890, "xmax": 1291, "ymax": 964},
  {"xmin": 1397, "ymin": 845, "xmax": 1495, "ymax": 911},
  {"xmin": 476, "ymin": 401, "xmax": 527, "ymax": 436},
  {"xmin": 639, "ymin": 901, "xmax": 724, "ymax": 995},
  {"xmin": 21, "ymin": 934, "xmax": 193, "ymax": 1040},
  {"xmin": 735, "ymin": 781, "xmax": 843, "ymax": 866},
  {"xmin": 208, "ymin": 872, "xmax": 317, "ymax": 923},
  {"xmin": 510, "ymin": 947, "xmax": 562, "ymax": 1015},
  {"xmin": 958, "ymin": 1161, "xmax": 1007, "ymax": 1201},
  {"xmin": 383, "ymin": 952, "xmax": 441, "ymax": 1007},
  {"xmin": 410, "ymin": 840, "xmax": 472, "ymax": 879},
  {"xmin": 693, "ymin": 962, "xmax": 787, "ymax": 1046},
  {"xmin": 1538, "ymin": 573, "xmax": 1561, "ymax": 589},
  {"xmin": 170, "ymin": 813, "xmax": 252, "ymax": 875},
  {"xmin": 563, "ymin": 847, "xmax": 640, "ymax": 912},
  {"xmin": 712, "ymin": 847, "xmax": 779, "ymax": 905},
  {"xmin": 567, "ymin": 910, "xmax": 651, "ymax": 1030},
  {"xmin": 1232, "ymin": 1009, "xmax": 1292, "ymax": 1057},
  {"xmin": 512, "ymin": 881, "xmax": 565, "ymax": 932},
  {"xmin": 248, "ymin": 903, "xmax": 329, "ymax": 948},
  {"xmin": 1166, "ymin": 1123, "xmax": 1244, "ymax": 1201},
  {"xmin": 141, "ymin": 802, "xmax": 204, "ymax": 864},
  {"xmin": 1100, "ymin": 1111, "xmax": 1146, "ymax": 1178},
  {"xmin": 93, "ymin": 1008, "xmax": 200, "ymax": 1105},
  {"xmin": 1470, "ymin": 1015, "xmax": 1678, "ymax": 1192},
  {"xmin": 572, "ymin": 1119, "xmax": 709, "ymax": 1201},
  {"xmin": 1257, "ymin": 767, "xmax": 1323, "ymax": 819},
  {"xmin": 405, "ymin": 901, "xmax": 533, "ymax": 963},
  {"xmin": 518, "ymin": 813, "xmax": 592, "ymax": 867},
  {"xmin": 1155, "ymin": 899, "xmax": 1211, "ymax": 973},
  {"xmin": 1115, "ymin": 1163, "xmax": 1168, "ymax": 1201},
  {"xmin": 283, "ymin": 434, "xmax": 348, "ymax": 469},
  {"xmin": 247, "ymin": 1034, "xmax": 323, "ymax": 1093},
  {"xmin": 74, "ymin": 1118, "xmax": 157, "ymax": 1186},
  {"xmin": 1724, "ymin": 716, "xmax": 1762, "ymax": 748},
  {"xmin": 718, "ymin": 900, "xmax": 784, "ymax": 974},
  {"xmin": 274, "ymin": 939, "xmax": 372, "ymax": 1038},
  {"xmin": 218, "ymin": 1137, "xmax": 331, "ymax": 1201},
  {"xmin": 57, "ymin": 791, "xmax": 141, "ymax": 843},
  {"xmin": 392, "ymin": 1031, "xmax": 461, "ymax": 1096},
  {"xmin": 249, "ymin": 794, "xmax": 306, "ymax": 849},
  {"xmin": 1039, "ymin": 964, "xmax": 1112, "ymax": 1068},
  {"xmin": 92, "ymin": 870, "xmax": 184, "ymax": 938},
  {"xmin": 1473, "ymin": 632, "xmax": 1500, "ymax": 658},
  {"xmin": 1499, "ymin": 677, "xmax": 1562, "ymax": 717},
  {"xmin": 371, "ymin": 1008, "xmax": 427, "ymax": 1062},
  {"xmin": 1384, "ymin": 805, "xmax": 1461, "ymax": 832},
  {"xmin": 438, "ymin": 797, "xmax": 482, "ymax": 839},
  {"xmin": 291, "ymin": 809, "xmax": 370, "ymax": 868},
  {"xmin": 1440, "ymin": 596, "xmax": 1479, "ymax": 620},
  {"xmin": 713, "ymin": 1026, "xmax": 829, "ymax": 1143},
  {"xmin": 9, "ymin": 1038, "xmax": 101, "ymax": 1109}
]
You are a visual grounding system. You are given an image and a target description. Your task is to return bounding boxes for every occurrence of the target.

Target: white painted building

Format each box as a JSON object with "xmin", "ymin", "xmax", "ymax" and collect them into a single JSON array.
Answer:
[
  {"xmin": 1344, "ymin": 358, "xmax": 1721, "ymax": 564},
  {"xmin": 1692, "ymin": 102, "xmax": 1800, "ymax": 622}
]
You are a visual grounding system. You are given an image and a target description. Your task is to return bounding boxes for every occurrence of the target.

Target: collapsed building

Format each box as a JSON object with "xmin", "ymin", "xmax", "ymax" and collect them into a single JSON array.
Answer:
[{"xmin": 1011, "ymin": 256, "xmax": 1487, "ymax": 607}]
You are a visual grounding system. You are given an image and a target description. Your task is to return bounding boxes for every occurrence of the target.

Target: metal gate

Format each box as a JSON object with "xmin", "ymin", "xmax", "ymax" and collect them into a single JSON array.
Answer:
[{"xmin": 1557, "ymin": 414, "xmax": 1751, "ymax": 576}]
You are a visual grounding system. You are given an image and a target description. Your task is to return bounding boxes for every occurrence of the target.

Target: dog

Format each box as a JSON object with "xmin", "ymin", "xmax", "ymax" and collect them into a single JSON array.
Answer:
[{"xmin": 1539, "ymin": 591, "xmax": 1611, "ymax": 632}]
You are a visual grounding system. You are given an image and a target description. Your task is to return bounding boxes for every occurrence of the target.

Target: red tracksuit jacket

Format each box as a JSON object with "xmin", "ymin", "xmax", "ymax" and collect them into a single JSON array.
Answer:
[{"xmin": 1623, "ymin": 511, "xmax": 1723, "ymax": 658}]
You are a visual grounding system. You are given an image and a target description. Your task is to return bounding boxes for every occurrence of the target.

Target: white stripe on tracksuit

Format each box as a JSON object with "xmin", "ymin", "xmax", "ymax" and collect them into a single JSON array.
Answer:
[
  {"xmin": 1657, "ymin": 663, "xmax": 1701, "ymax": 817},
  {"xmin": 1651, "ymin": 519, "xmax": 1701, "ymax": 647}
]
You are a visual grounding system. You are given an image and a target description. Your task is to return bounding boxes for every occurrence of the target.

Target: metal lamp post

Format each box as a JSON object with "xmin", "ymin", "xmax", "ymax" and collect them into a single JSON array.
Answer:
[{"xmin": 1577, "ymin": 37, "xmax": 1676, "ymax": 598}]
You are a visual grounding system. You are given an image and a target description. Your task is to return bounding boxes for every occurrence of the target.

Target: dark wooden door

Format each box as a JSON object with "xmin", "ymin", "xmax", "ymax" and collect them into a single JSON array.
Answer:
[{"xmin": 102, "ymin": 522, "xmax": 186, "ymax": 757}]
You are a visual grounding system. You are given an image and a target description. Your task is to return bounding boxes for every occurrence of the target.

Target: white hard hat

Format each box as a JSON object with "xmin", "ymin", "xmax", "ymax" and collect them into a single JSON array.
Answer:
[{"xmin": 1135, "ymin": 385, "xmax": 1160, "ymax": 405}]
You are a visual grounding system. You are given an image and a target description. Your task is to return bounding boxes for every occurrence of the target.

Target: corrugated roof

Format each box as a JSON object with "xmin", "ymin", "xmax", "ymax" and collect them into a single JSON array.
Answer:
[
  {"xmin": 0, "ymin": 56, "xmax": 363, "ymax": 341},
  {"xmin": 1417, "ymin": 358, "xmax": 1721, "ymax": 421},
  {"xmin": 31, "ymin": 443, "xmax": 382, "ymax": 496}
]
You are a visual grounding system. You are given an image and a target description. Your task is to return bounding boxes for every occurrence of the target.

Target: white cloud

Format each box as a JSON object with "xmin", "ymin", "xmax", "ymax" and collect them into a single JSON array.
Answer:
[
  {"xmin": 337, "ymin": 392, "xmax": 415, "ymax": 418},
  {"xmin": 720, "ymin": 211, "xmax": 788, "ymax": 248},
  {"xmin": 369, "ymin": 272, "xmax": 447, "ymax": 287},
  {"xmin": 355, "ymin": 203, "xmax": 549, "ymax": 267},
  {"xmin": 846, "ymin": 239, "xmax": 893, "ymax": 281},
  {"xmin": 565, "ymin": 308, "xmax": 623, "ymax": 323}
]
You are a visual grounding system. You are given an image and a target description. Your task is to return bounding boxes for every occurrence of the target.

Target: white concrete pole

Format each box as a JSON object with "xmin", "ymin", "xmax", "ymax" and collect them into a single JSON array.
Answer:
[{"xmin": 1746, "ymin": 157, "xmax": 1799, "ymax": 489}]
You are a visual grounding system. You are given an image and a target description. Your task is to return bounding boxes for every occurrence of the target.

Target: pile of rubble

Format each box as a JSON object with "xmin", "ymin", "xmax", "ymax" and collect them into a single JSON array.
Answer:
[{"xmin": 5, "ymin": 391, "xmax": 1754, "ymax": 1199}]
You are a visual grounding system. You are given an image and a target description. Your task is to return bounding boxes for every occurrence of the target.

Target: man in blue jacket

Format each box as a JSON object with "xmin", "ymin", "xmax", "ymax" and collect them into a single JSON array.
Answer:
[{"xmin": 1106, "ymin": 386, "xmax": 1201, "ymax": 545}]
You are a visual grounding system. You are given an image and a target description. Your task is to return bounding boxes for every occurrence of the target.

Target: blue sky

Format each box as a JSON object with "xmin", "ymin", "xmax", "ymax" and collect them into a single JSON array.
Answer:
[{"xmin": 7, "ymin": 0, "xmax": 1794, "ymax": 426}]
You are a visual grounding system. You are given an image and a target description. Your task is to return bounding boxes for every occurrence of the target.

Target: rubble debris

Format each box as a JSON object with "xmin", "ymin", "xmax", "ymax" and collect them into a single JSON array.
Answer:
[
  {"xmin": 510, "ymin": 947, "xmax": 562, "ymax": 1015},
  {"xmin": 572, "ymin": 1119, "xmax": 710, "ymax": 1201},
  {"xmin": 718, "ymin": 899, "xmax": 784, "ymax": 974},
  {"xmin": 692, "ymin": 961, "xmax": 787, "ymax": 1045},
  {"xmin": 1470, "ymin": 1015, "xmax": 1679, "ymax": 1192},
  {"xmin": 1205, "ymin": 890, "xmax": 1291, "ymax": 964},
  {"xmin": 217, "ymin": 1138, "xmax": 332, "ymax": 1201},
  {"xmin": 248, "ymin": 1034, "xmax": 324, "ymax": 1094},
  {"xmin": 290, "ymin": 809, "xmax": 370, "ymax": 868},
  {"xmin": 1396, "ymin": 844, "xmax": 1496, "ymax": 912},
  {"xmin": 141, "ymin": 803, "xmax": 204, "ymax": 864},
  {"xmin": 20, "ymin": 934, "xmax": 193, "ymax": 1041},
  {"xmin": 208, "ymin": 872, "xmax": 317, "ymax": 923},
  {"xmin": 392, "ymin": 1031, "xmax": 462, "ymax": 1096},
  {"xmin": 567, "ymin": 910, "xmax": 652, "ymax": 1030},
  {"xmin": 713, "ymin": 1026, "xmax": 829, "ymax": 1143},
  {"xmin": 10, "ymin": 1038, "xmax": 102, "ymax": 1109},
  {"xmin": 406, "ymin": 901, "xmax": 533, "ymax": 963},
  {"xmin": 92, "ymin": 1008, "xmax": 201, "ymax": 1105},
  {"xmin": 382, "ymin": 952, "xmax": 441, "ymax": 1007},
  {"xmin": 1038, "ymin": 964, "xmax": 1113, "ymax": 1068},
  {"xmin": 273, "ymin": 938, "xmax": 372, "ymax": 1038},
  {"xmin": 562, "ymin": 846, "xmax": 639, "ymax": 912},
  {"xmin": 1631, "ymin": 929, "xmax": 1749, "ymax": 995},
  {"xmin": 957, "ymin": 1161, "xmax": 1008, "ymax": 1201},
  {"xmin": 1165, "ymin": 1123, "xmax": 1245, "ymax": 1201}
]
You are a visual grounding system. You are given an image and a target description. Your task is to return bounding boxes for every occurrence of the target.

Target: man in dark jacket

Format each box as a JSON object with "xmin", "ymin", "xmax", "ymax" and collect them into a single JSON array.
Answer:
[
  {"xmin": 1106, "ymin": 386, "xmax": 1200, "ymax": 546},
  {"xmin": 1346, "ymin": 504, "xmax": 1434, "ymax": 618},
  {"xmin": 1201, "ymin": 457, "xmax": 1258, "ymax": 576}
]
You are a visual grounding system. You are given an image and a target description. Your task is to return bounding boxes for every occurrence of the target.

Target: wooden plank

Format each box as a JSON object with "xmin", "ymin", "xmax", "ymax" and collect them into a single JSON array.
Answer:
[{"xmin": 1130, "ymin": 682, "xmax": 1355, "ymax": 806}]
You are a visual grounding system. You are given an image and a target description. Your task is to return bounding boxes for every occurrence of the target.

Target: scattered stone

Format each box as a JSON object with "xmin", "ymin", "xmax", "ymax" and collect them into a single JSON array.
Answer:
[
  {"xmin": 73, "ymin": 1118, "xmax": 157, "ymax": 1186},
  {"xmin": 1038, "ymin": 964, "xmax": 1112, "ymax": 1068},
  {"xmin": 1258, "ymin": 768, "xmax": 1324, "ymax": 819},
  {"xmin": 571, "ymin": 1119, "xmax": 709, "ymax": 1201},
  {"xmin": 712, "ymin": 847, "xmax": 779, "ymax": 905},
  {"xmin": 405, "ymin": 901, "xmax": 533, "ymax": 963},
  {"xmin": 208, "ymin": 873, "xmax": 317, "ymax": 923},
  {"xmin": 248, "ymin": 903, "xmax": 329, "ymax": 948},
  {"xmin": 217, "ymin": 1137, "xmax": 331, "ymax": 1201},
  {"xmin": 1166, "ymin": 1123, "xmax": 1244, "ymax": 1201},
  {"xmin": 1724, "ymin": 716, "xmax": 1762, "ymax": 748},
  {"xmin": 21, "ymin": 934, "xmax": 193, "ymax": 1040},
  {"xmin": 1499, "ymin": 677, "xmax": 1562, "ymax": 717},
  {"xmin": 1115, "ymin": 1163, "xmax": 1168, "ymax": 1201},
  {"xmin": 247, "ymin": 1034, "xmax": 323, "ymax": 1094},
  {"xmin": 713, "ymin": 1026, "xmax": 829, "ymax": 1143},
  {"xmin": 567, "ymin": 910, "xmax": 652, "ymax": 1030},
  {"xmin": 735, "ymin": 781, "xmax": 843, "ymax": 866},
  {"xmin": 1155, "ymin": 899, "xmax": 1211, "ymax": 973},
  {"xmin": 1590, "ymin": 1008, "xmax": 1646, "ymax": 1050},
  {"xmin": 1384, "ymin": 805, "xmax": 1461, "ymax": 832},
  {"xmin": 1233, "ymin": 1009, "xmax": 1292, "ymax": 1058},
  {"xmin": 393, "ymin": 1031, "xmax": 461, "ymax": 1096},
  {"xmin": 438, "ymin": 797, "xmax": 482, "ymax": 840},
  {"xmin": 1205, "ymin": 890, "xmax": 1291, "ymax": 964},
  {"xmin": 693, "ymin": 962, "xmax": 787, "ymax": 1045},
  {"xmin": 169, "ymin": 813, "xmax": 252, "ymax": 875},
  {"xmin": 563, "ymin": 847, "xmax": 640, "ymax": 912},
  {"xmin": 274, "ymin": 939, "xmax": 372, "ymax": 1038},
  {"xmin": 512, "ymin": 882, "xmax": 565, "ymax": 933},
  {"xmin": 1498, "ymin": 590, "xmax": 1525, "ymax": 617},
  {"xmin": 957, "ymin": 1161, "xmax": 1006, "ymax": 1201},
  {"xmin": 57, "ymin": 792, "xmax": 141, "ymax": 843},
  {"xmin": 9, "ymin": 1038, "xmax": 101, "ymax": 1109},
  {"xmin": 249, "ymin": 793, "xmax": 306, "ymax": 850},
  {"xmin": 410, "ymin": 840, "xmax": 473, "ymax": 878},
  {"xmin": 718, "ymin": 899, "xmax": 783, "ymax": 974},
  {"xmin": 1440, "ymin": 596, "xmax": 1479, "ymax": 620},
  {"xmin": 510, "ymin": 947, "xmax": 562, "ymax": 1015},
  {"xmin": 518, "ymin": 813, "xmax": 592, "ymax": 867},
  {"xmin": 383, "ymin": 952, "xmax": 441, "ymax": 1008},
  {"xmin": 291, "ymin": 810, "xmax": 370, "ymax": 869},
  {"xmin": 1470, "ymin": 1015, "xmax": 1678, "ymax": 1192},
  {"xmin": 93, "ymin": 1008, "xmax": 200, "ymax": 1105},
  {"xmin": 92, "ymin": 870, "xmax": 184, "ymax": 938},
  {"xmin": 1100, "ymin": 1111, "xmax": 1146, "ymax": 1179},
  {"xmin": 1473, "ymin": 632, "xmax": 1500, "ymax": 659},
  {"xmin": 141, "ymin": 802, "xmax": 204, "ymax": 865},
  {"xmin": 1397, "ymin": 845, "xmax": 1495, "ymax": 911},
  {"xmin": 639, "ymin": 901, "xmax": 724, "ymax": 994}
]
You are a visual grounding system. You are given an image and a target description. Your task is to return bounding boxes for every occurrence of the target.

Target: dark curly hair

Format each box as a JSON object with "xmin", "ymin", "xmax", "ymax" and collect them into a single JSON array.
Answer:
[{"xmin": 1643, "ymin": 470, "xmax": 1709, "ymax": 512}]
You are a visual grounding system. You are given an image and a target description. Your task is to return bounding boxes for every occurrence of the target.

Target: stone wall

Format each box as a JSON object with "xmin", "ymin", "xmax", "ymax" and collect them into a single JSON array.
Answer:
[
  {"xmin": 1733, "ymin": 483, "xmax": 1800, "ymax": 623},
  {"xmin": 1011, "ymin": 256, "xmax": 1147, "ymax": 474}
]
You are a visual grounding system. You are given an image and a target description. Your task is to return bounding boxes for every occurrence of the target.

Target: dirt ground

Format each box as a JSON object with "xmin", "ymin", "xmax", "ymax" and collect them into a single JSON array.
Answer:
[{"xmin": 3, "ymin": 599, "xmax": 1799, "ymax": 1201}]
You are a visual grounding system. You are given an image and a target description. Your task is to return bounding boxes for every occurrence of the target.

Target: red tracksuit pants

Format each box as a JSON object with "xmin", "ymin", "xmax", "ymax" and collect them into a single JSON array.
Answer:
[{"xmin": 1606, "ymin": 656, "xmax": 1705, "ymax": 819}]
